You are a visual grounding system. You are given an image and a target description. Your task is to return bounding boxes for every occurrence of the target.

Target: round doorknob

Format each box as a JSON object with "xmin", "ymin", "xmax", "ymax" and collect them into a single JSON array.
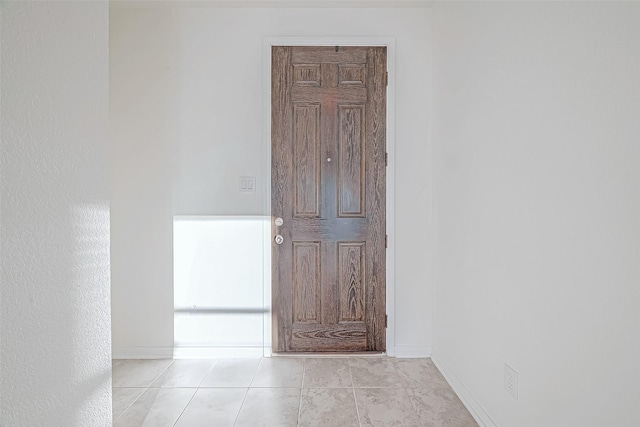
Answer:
[
  {"xmin": 275, "ymin": 217, "xmax": 284, "ymax": 226},
  {"xmin": 275, "ymin": 235, "xmax": 284, "ymax": 245}
]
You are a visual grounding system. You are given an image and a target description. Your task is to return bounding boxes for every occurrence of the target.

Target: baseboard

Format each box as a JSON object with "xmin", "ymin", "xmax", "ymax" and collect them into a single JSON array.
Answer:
[
  {"xmin": 112, "ymin": 346, "xmax": 174, "ymax": 359},
  {"xmin": 431, "ymin": 352, "xmax": 498, "ymax": 427},
  {"xmin": 394, "ymin": 345, "xmax": 432, "ymax": 358},
  {"xmin": 113, "ymin": 344, "xmax": 434, "ymax": 359},
  {"xmin": 173, "ymin": 346, "xmax": 264, "ymax": 358}
]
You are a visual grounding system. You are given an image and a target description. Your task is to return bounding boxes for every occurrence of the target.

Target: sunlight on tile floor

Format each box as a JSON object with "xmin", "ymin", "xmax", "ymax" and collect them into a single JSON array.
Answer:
[{"xmin": 112, "ymin": 357, "xmax": 477, "ymax": 426}]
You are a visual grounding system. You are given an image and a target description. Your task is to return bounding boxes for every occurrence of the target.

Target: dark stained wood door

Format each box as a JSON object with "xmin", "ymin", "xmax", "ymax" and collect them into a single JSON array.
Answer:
[{"xmin": 272, "ymin": 46, "xmax": 386, "ymax": 352}]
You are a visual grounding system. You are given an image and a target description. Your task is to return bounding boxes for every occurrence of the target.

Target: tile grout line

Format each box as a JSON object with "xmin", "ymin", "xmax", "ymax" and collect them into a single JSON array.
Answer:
[
  {"xmin": 113, "ymin": 359, "xmax": 175, "ymax": 424},
  {"xmin": 348, "ymin": 358, "xmax": 363, "ymax": 427},
  {"xmin": 231, "ymin": 388, "xmax": 251, "ymax": 427},
  {"xmin": 172, "ymin": 360, "xmax": 219, "ymax": 426},
  {"xmin": 232, "ymin": 357, "xmax": 263, "ymax": 426},
  {"xmin": 249, "ymin": 357, "xmax": 265, "ymax": 388},
  {"xmin": 149, "ymin": 359, "xmax": 175, "ymax": 387},
  {"xmin": 112, "ymin": 387, "xmax": 146, "ymax": 424},
  {"xmin": 296, "ymin": 359, "xmax": 307, "ymax": 426},
  {"xmin": 172, "ymin": 388, "xmax": 198, "ymax": 427},
  {"xmin": 196, "ymin": 359, "xmax": 218, "ymax": 388},
  {"xmin": 248, "ymin": 358, "xmax": 261, "ymax": 386}
]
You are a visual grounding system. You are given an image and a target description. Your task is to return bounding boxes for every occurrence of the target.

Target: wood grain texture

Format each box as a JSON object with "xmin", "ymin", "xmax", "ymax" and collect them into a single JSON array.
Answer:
[
  {"xmin": 363, "ymin": 47, "xmax": 387, "ymax": 351},
  {"xmin": 293, "ymin": 64, "xmax": 321, "ymax": 86},
  {"xmin": 339, "ymin": 64, "xmax": 366, "ymax": 85},
  {"xmin": 292, "ymin": 46, "xmax": 367, "ymax": 64},
  {"xmin": 290, "ymin": 323, "xmax": 366, "ymax": 352},
  {"xmin": 272, "ymin": 46, "xmax": 293, "ymax": 352},
  {"xmin": 273, "ymin": 46, "xmax": 387, "ymax": 353},
  {"xmin": 338, "ymin": 242, "xmax": 365, "ymax": 322},
  {"xmin": 291, "ymin": 86, "xmax": 366, "ymax": 104},
  {"xmin": 293, "ymin": 242, "xmax": 321, "ymax": 322},
  {"xmin": 338, "ymin": 104, "xmax": 365, "ymax": 217},
  {"xmin": 293, "ymin": 104, "xmax": 321, "ymax": 217}
]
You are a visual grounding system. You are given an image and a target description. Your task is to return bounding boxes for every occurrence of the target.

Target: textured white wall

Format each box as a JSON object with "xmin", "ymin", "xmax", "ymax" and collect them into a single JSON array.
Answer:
[
  {"xmin": 0, "ymin": 1, "xmax": 111, "ymax": 425},
  {"xmin": 110, "ymin": 4, "xmax": 433, "ymax": 358},
  {"xmin": 432, "ymin": 2, "xmax": 640, "ymax": 426}
]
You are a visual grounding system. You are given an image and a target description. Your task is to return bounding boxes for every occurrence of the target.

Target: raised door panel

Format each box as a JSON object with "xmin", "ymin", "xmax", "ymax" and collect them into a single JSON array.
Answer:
[
  {"xmin": 339, "ymin": 64, "xmax": 366, "ymax": 85},
  {"xmin": 338, "ymin": 104, "xmax": 366, "ymax": 218},
  {"xmin": 293, "ymin": 103, "xmax": 321, "ymax": 217},
  {"xmin": 290, "ymin": 323, "xmax": 366, "ymax": 352},
  {"xmin": 338, "ymin": 242, "xmax": 366, "ymax": 322},
  {"xmin": 293, "ymin": 64, "xmax": 321, "ymax": 86},
  {"xmin": 292, "ymin": 242, "xmax": 321, "ymax": 323}
]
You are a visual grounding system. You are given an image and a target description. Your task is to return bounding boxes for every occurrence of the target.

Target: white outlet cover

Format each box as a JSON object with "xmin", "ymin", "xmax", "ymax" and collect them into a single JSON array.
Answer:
[{"xmin": 504, "ymin": 363, "xmax": 519, "ymax": 400}]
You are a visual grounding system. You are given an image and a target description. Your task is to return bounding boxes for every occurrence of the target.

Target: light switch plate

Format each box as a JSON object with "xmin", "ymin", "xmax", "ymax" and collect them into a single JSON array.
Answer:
[{"xmin": 240, "ymin": 176, "xmax": 256, "ymax": 193}]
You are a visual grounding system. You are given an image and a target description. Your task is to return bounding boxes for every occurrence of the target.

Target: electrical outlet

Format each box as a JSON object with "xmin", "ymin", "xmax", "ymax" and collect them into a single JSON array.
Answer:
[{"xmin": 504, "ymin": 363, "xmax": 518, "ymax": 399}]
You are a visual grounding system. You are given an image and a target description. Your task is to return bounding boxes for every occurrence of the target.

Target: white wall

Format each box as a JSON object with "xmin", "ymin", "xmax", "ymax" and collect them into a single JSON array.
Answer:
[
  {"xmin": 432, "ymin": 2, "xmax": 640, "ymax": 426},
  {"xmin": 0, "ymin": 2, "xmax": 112, "ymax": 424},
  {"xmin": 110, "ymin": 7, "xmax": 178, "ymax": 358},
  {"xmin": 173, "ymin": 216, "xmax": 265, "ymax": 355},
  {"xmin": 110, "ymin": 4, "xmax": 433, "ymax": 357}
]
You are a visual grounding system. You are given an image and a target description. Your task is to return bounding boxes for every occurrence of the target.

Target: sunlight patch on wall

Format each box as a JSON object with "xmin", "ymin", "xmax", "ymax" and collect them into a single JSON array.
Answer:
[{"xmin": 173, "ymin": 216, "xmax": 266, "ymax": 357}]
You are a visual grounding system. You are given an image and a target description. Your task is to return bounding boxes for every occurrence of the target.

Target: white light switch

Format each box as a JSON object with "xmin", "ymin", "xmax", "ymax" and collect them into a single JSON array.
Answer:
[{"xmin": 240, "ymin": 176, "xmax": 256, "ymax": 193}]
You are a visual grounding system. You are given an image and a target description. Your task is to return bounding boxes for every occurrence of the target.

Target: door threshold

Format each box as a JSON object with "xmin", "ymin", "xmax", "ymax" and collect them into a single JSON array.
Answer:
[{"xmin": 271, "ymin": 352, "xmax": 387, "ymax": 358}]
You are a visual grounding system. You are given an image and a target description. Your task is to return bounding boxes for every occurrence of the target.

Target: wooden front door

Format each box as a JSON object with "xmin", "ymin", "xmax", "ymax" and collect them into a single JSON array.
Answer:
[{"xmin": 272, "ymin": 46, "xmax": 387, "ymax": 352}]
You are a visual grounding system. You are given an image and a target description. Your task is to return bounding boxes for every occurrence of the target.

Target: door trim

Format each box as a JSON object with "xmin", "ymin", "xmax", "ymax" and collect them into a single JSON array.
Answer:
[{"xmin": 262, "ymin": 37, "xmax": 396, "ymax": 357}]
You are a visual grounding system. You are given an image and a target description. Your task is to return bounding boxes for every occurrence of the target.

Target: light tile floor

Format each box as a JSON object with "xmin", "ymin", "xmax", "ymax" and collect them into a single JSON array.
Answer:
[{"xmin": 112, "ymin": 357, "xmax": 478, "ymax": 427}]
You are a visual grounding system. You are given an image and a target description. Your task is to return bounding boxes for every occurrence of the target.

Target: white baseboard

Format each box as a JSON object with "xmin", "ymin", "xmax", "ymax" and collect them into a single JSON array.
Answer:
[
  {"xmin": 431, "ymin": 352, "xmax": 498, "ymax": 427},
  {"xmin": 113, "ymin": 345, "xmax": 434, "ymax": 359},
  {"xmin": 112, "ymin": 346, "xmax": 174, "ymax": 359},
  {"xmin": 173, "ymin": 346, "xmax": 264, "ymax": 359},
  {"xmin": 394, "ymin": 345, "xmax": 432, "ymax": 358}
]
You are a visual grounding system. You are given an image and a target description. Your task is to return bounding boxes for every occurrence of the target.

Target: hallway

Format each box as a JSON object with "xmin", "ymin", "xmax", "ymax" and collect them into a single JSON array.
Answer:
[{"xmin": 112, "ymin": 357, "xmax": 477, "ymax": 426}]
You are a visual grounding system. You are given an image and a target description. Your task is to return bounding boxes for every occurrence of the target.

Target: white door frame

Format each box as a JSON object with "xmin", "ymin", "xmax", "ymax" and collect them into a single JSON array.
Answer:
[{"xmin": 262, "ymin": 37, "xmax": 396, "ymax": 357}]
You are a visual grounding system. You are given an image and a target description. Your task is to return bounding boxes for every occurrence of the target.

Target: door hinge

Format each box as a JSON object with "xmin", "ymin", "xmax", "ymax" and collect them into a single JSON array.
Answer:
[
  {"xmin": 385, "ymin": 234, "xmax": 388, "ymax": 248},
  {"xmin": 385, "ymin": 71, "xmax": 389, "ymax": 87},
  {"xmin": 385, "ymin": 314, "xmax": 388, "ymax": 328},
  {"xmin": 385, "ymin": 152, "xmax": 388, "ymax": 166}
]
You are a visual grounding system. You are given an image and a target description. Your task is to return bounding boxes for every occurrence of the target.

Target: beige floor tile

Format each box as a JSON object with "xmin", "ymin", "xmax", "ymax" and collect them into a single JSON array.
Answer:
[
  {"xmin": 112, "ymin": 359, "xmax": 173, "ymax": 387},
  {"xmin": 251, "ymin": 358, "xmax": 304, "ymax": 388},
  {"xmin": 356, "ymin": 387, "xmax": 421, "ymax": 427},
  {"xmin": 114, "ymin": 387, "xmax": 196, "ymax": 427},
  {"xmin": 111, "ymin": 357, "xmax": 477, "ymax": 427},
  {"xmin": 393, "ymin": 358, "xmax": 450, "ymax": 388},
  {"xmin": 349, "ymin": 358, "xmax": 404, "ymax": 388},
  {"xmin": 112, "ymin": 388, "xmax": 145, "ymax": 421},
  {"xmin": 303, "ymin": 358, "xmax": 352, "ymax": 388},
  {"xmin": 174, "ymin": 388, "xmax": 246, "ymax": 427},
  {"xmin": 298, "ymin": 388, "xmax": 360, "ymax": 427},
  {"xmin": 407, "ymin": 387, "xmax": 478, "ymax": 427},
  {"xmin": 234, "ymin": 388, "xmax": 300, "ymax": 427},
  {"xmin": 150, "ymin": 359, "xmax": 215, "ymax": 387},
  {"xmin": 200, "ymin": 358, "xmax": 260, "ymax": 387}
]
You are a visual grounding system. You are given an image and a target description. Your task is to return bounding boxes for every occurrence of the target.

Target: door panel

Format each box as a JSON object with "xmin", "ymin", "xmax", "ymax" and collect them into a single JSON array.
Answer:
[
  {"xmin": 293, "ymin": 104, "xmax": 321, "ymax": 217},
  {"xmin": 338, "ymin": 242, "xmax": 366, "ymax": 322},
  {"xmin": 338, "ymin": 104, "xmax": 366, "ymax": 217},
  {"xmin": 292, "ymin": 241, "xmax": 321, "ymax": 323},
  {"xmin": 272, "ymin": 46, "xmax": 387, "ymax": 352}
]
